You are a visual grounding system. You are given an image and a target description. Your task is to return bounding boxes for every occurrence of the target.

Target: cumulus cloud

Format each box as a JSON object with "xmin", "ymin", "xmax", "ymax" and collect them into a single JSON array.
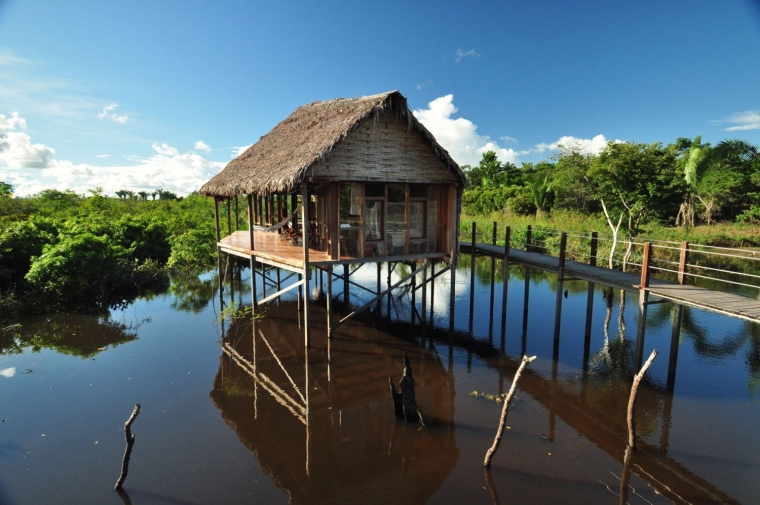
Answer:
[
  {"xmin": 0, "ymin": 112, "xmax": 56, "ymax": 168},
  {"xmin": 455, "ymin": 48, "xmax": 480, "ymax": 63},
  {"xmin": 194, "ymin": 140, "xmax": 211, "ymax": 152},
  {"xmin": 97, "ymin": 103, "xmax": 128, "ymax": 124},
  {"xmin": 533, "ymin": 134, "xmax": 616, "ymax": 155},
  {"xmin": 1, "ymin": 112, "xmax": 224, "ymax": 196},
  {"xmin": 714, "ymin": 110, "xmax": 760, "ymax": 131},
  {"xmin": 413, "ymin": 95, "xmax": 519, "ymax": 166}
]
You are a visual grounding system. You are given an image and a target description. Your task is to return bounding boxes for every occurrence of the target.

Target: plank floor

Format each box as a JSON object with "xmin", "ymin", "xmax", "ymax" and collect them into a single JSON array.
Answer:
[{"xmin": 467, "ymin": 242, "xmax": 760, "ymax": 324}]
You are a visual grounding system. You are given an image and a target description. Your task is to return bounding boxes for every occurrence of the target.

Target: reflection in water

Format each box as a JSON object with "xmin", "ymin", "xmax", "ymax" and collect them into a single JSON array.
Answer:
[
  {"xmin": 1, "ymin": 312, "xmax": 139, "ymax": 357},
  {"xmin": 211, "ymin": 305, "xmax": 458, "ymax": 504}
]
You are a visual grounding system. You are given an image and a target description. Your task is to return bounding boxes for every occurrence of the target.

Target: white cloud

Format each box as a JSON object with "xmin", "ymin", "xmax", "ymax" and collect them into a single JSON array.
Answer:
[
  {"xmin": 455, "ymin": 48, "xmax": 480, "ymax": 63},
  {"xmin": 413, "ymin": 94, "xmax": 519, "ymax": 166},
  {"xmin": 95, "ymin": 154, "xmax": 109, "ymax": 158},
  {"xmin": 500, "ymin": 135, "xmax": 517, "ymax": 143},
  {"xmin": 714, "ymin": 110, "xmax": 760, "ymax": 131},
  {"xmin": 416, "ymin": 80, "xmax": 434, "ymax": 91},
  {"xmin": 194, "ymin": 140, "xmax": 211, "ymax": 152},
  {"xmin": 0, "ymin": 112, "xmax": 56, "ymax": 168},
  {"xmin": 533, "ymin": 134, "xmax": 616, "ymax": 155},
  {"xmin": 232, "ymin": 145, "xmax": 252, "ymax": 158},
  {"xmin": 152, "ymin": 142, "xmax": 180, "ymax": 156},
  {"xmin": 0, "ymin": 367, "xmax": 16, "ymax": 378},
  {"xmin": 0, "ymin": 113, "xmax": 225, "ymax": 196},
  {"xmin": 97, "ymin": 103, "xmax": 128, "ymax": 124}
]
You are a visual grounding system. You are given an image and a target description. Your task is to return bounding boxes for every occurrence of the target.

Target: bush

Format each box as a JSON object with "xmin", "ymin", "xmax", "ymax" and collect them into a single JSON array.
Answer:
[
  {"xmin": 168, "ymin": 228, "xmax": 217, "ymax": 271},
  {"xmin": 25, "ymin": 233, "xmax": 132, "ymax": 312}
]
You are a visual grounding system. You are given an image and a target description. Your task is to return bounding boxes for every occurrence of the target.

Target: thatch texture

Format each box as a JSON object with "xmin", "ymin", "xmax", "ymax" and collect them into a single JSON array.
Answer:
[{"xmin": 199, "ymin": 91, "xmax": 464, "ymax": 197}]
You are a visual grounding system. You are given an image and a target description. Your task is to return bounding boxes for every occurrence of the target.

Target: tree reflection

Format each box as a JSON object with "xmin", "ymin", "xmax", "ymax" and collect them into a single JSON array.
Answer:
[{"xmin": 2, "ymin": 313, "xmax": 139, "ymax": 358}]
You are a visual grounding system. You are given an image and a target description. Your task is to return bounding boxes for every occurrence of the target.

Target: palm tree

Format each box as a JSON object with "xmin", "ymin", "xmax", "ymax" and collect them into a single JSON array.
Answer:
[{"xmin": 675, "ymin": 136, "xmax": 711, "ymax": 227}]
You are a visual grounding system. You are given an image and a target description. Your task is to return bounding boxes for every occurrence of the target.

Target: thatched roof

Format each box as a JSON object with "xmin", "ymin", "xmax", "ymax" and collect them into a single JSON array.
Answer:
[{"xmin": 199, "ymin": 91, "xmax": 464, "ymax": 198}]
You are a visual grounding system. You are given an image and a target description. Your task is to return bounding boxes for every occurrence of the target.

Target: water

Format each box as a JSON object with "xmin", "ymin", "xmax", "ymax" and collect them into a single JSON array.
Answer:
[{"xmin": 1, "ymin": 258, "xmax": 759, "ymax": 504}]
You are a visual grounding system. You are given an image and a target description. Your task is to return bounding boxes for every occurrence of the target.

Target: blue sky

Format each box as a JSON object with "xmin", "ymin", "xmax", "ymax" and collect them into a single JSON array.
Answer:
[{"xmin": 1, "ymin": 0, "xmax": 759, "ymax": 196}]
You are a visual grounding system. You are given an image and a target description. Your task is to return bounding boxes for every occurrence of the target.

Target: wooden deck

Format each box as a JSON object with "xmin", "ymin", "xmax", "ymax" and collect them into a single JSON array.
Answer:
[
  {"xmin": 219, "ymin": 230, "xmax": 447, "ymax": 271},
  {"xmin": 466, "ymin": 242, "xmax": 760, "ymax": 324}
]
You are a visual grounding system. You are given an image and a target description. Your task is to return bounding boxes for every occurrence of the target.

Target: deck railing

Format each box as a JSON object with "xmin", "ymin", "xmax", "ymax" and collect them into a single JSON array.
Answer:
[{"xmin": 465, "ymin": 221, "xmax": 760, "ymax": 296}]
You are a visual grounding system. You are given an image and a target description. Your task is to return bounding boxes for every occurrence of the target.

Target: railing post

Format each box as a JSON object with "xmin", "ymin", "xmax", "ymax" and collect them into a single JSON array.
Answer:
[
  {"xmin": 492, "ymin": 221, "xmax": 498, "ymax": 246},
  {"xmin": 526, "ymin": 225, "xmax": 532, "ymax": 253},
  {"xmin": 471, "ymin": 221, "xmax": 477, "ymax": 249},
  {"xmin": 640, "ymin": 242, "xmax": 652, "ymax": 289},
  {"xmin": 501, "ymin": 225, "xmax": 511, "ymax": 347},
  {"xmin": 558, "ymin": 232, "xmax": 567, "ymax": 277},
  {"xmin": 589, "ymin": 232, "xmax": 598, "ymax": 267},
  {"xmin": 678, "ymin": 241, "xmax": 689, "ymax": 285}
]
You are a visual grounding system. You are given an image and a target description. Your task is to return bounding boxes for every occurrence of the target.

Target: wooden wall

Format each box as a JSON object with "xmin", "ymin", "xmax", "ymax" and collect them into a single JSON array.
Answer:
[{"xmin": 310, "ymin": 110, "xmax": 459, "ymax": 184}]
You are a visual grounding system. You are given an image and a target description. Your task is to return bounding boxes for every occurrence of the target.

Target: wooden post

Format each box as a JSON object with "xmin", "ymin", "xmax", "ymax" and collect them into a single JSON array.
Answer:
[
  {"xmin": 489, "ymin": 222, "xmax": 497, "ymax": 339},
  {"xmin": 526, "ymin": 225, "xmax": 532, "ymax": 252},
  {"xmin": 469, "ymin": 222, "xmax": 476, "ymax": 334},
  {"xmin": 234, "ymin": 195, "xmax": 239, "ymax": 231},
  {"xmin": 500, "ymin": 226, "xmax": 510, "ymax": 344},
  {"xmin": 213, "ymin": 198, "xmax": 221, "ymax": 242},
  {"xmin": 301, "ymin": 184, "xmax": 310, "ymax": 348},
  {"xmin": 678, "ymin": 241, "xmax": 689, "ymax": 285},
  {"xmin": 226, "ymin": 198, "xmax": 232, "ymax": 237},
  {"xmin": 584, "ymin": 232, "xmax": 598, "ymax": 343},
  {"xmin": 553, "ymin": 232, "xmax": 567, "ymax": 344},
  {"xmin": 326, "ymin": 265, "xmax": 333, "ymax": 338},
  {"xmin": 640, "ymin": 242, "xmax": 652, "ymax": 289},
  {"xmin": 247, "ymin": 195, "xmax": 257, "ymax": 310},
  {"xmin": 376, "ymin": 262, "xmax": 382, "ymax": 314},
  {"xmin": 421, "ymin": 261, "xmax": 427, "ymax": 325},
  {"xmin": 635, "ymin": 242, "xmax": 652, "ymax": 371}
]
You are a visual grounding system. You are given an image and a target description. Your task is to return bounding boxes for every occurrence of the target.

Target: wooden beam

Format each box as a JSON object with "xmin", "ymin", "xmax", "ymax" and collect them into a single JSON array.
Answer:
[
  {"xmin": 301, "ymin": 184, "xmax": 310, "ymax": 348},
  {"xmin": 332, "ymin": 262, "xmax": 428, "ymax": 332}
]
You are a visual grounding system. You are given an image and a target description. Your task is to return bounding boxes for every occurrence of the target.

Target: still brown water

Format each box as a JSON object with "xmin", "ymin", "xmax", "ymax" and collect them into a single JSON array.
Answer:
[{"xmin": 1, "ymin": 260, "xmax": 759, "ymax": 504}]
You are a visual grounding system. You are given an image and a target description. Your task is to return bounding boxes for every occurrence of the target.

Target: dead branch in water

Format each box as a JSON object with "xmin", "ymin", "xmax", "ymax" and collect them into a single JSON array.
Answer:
[
  {"xmin": 484, "ymin": 355, "xmax": 536, "ymax": 468},
  {"xmin": 627, "ymin": 350, "xmax": 658, "ymax": 449},
  {"xmin": 114, "ymin": 404, "xmax": 141, "ymax": 490}
]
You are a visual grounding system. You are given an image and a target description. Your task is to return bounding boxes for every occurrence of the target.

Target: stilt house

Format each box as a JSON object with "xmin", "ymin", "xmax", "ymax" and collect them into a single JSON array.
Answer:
[{"xmin": 199, "ymin": 90, "xmax": 466, "ymax": 345}]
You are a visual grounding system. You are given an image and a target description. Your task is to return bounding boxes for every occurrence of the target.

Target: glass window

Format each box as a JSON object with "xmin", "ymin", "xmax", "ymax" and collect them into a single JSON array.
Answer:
[
  {"xmin": 364, "ymin": 200, "xmax": 384, "ymax": 241},
  {"xmin": 365, "ymin": 184, "xmax": 384, "ymax": 198}
]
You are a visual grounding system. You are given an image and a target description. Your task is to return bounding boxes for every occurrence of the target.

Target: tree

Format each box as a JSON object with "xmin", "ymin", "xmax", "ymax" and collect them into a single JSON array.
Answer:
[
  {"xmin": 674, "ymin": 136, "xmax": 711, "ymax": 227},
  {"xmin": 0, "ymin": 182, "xmax": 13, "ymax": 198},
  {"xmin": 588, "ymin": 141, "xmax": 684, "ymax": 269},
  {"xmin": 464, "ymin": 151, "xmax": 514, "ymax": 188}
]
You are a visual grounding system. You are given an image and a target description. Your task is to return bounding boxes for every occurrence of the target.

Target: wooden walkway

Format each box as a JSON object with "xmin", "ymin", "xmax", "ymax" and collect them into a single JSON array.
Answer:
[{"xmin": 465, "ymin": 242, "xmax": 760, "ymax": 325}]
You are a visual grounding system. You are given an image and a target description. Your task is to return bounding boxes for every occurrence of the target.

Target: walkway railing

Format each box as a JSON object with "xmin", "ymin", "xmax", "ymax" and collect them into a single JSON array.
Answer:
[{"xmin": 465, "ymin": 221, "xmax": 760, "ymax": 297}]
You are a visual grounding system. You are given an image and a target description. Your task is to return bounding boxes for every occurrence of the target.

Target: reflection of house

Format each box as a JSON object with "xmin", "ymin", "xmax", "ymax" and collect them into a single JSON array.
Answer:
[
  {"xmin": 199, "ymin": 91, "xmax": 466, "ymax": 345},
  {"xmin": 210, "ymin": 307, "xmax": 458, "ymax": 504}
]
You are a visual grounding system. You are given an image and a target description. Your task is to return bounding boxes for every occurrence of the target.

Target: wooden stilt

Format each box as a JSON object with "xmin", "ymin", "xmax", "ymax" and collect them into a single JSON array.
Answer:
[
  {"xmin": 326, "ymin": 265, "xmax": 333, "ymax": 338},
  {"xmin": 301, "ymin": 184, "xmax": 310, "ymax": 348},
  {"xmin": 553, "ymin": 232, "xmax": 567, "ymax": 344},
  {"xmin": 500, "ymin": 226, "xmax": 510, "ymax": 350}
]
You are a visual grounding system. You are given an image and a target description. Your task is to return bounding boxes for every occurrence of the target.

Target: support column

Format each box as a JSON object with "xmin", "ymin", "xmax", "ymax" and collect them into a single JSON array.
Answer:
[
  {"xmin": 301, "ymin": 184, "xmax": 310, "ymax": 348},
  {"xmin": 247, "ymin": 195, "xmax": 257, "ymax": 312},
  {"xmin": 489, "ymin": 221, "xmax": 497, "ymax": 342},
  {"xmin": 500, "ymin": 226, "xmax": 510, "ymax": 352},
  {"xmin": 468, "ymin": 222, "xmax": 476, "ymax": 336},
  {"xmin": 553, "ymin": 232, "xmax": 567, "ymax": 345},
  {"xmin": 326, "ymin": 265, "xmax": 333, "ymax": 338},
  {"xmin": 421, "ymin": 261, "xmax": 427, "ymax": 326}
]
